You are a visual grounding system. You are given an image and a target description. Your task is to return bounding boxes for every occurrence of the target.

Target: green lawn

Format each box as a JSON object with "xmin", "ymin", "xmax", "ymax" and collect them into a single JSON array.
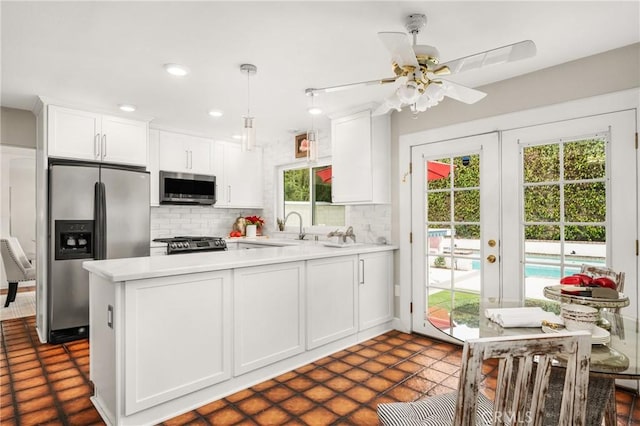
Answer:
[{"xmin": 427, "ymin": 290, "xmax": 560, "ymax": 328}]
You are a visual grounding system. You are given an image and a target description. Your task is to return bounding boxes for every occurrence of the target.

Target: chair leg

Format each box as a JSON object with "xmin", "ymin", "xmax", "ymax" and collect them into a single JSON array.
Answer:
[
  {"xmin": 4, "ymin": 282, "xmax": 18, "ymax": 307},
  {"xmin": 603, "ymin": 380, "xmax": 617, "ymax": 426}
]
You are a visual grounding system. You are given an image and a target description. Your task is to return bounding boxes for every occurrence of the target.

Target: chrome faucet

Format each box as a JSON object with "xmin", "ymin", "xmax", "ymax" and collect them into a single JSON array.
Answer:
[{"xmin": 284, "ymin": 211, "xmax": 305, "ymax": 240}]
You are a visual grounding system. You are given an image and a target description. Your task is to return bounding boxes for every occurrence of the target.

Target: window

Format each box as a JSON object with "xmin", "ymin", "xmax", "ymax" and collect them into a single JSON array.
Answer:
[
  {"xmin": 521, "ymin": 134, "xmax": 608, "ymax": 300},
  {"xmin": 282, "ymin": 164, "xmax": 345, "ymax": 227}
]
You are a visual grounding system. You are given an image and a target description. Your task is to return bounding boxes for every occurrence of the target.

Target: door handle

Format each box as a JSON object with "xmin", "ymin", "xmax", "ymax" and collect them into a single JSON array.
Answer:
[
  {"xmin": 487, "ymin": 255, "xmax": 497, "ymax": 263},
  {"xmin": 359, "ymin": 259, "xmax": 365, "ymax": 284},
  {"xmin": 101, "ymin": 134, "xmax": 107, "ymax": 159}
]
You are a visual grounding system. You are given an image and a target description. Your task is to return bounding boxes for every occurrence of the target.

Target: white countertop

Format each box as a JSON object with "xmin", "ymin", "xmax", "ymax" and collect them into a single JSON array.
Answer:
[{"xmin": 84, "ymin": 242, "xmax": 397, "ymax": 282}]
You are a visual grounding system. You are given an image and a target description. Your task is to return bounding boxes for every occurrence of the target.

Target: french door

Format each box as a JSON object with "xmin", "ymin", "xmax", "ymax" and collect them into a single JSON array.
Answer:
[
  {"xmin": 411, "ymin": 133, "xmax": 500, "ymax": 339},
  {"xmin": 411, "ymin": 110, "xmax": 637, "ymax": 341}
]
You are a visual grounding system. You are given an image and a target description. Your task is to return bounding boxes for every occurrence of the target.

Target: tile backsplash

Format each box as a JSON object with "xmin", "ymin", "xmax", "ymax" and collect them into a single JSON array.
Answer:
[{"xmin": 150, "ymin": 206, "xmax": 262, "ymax": 240}]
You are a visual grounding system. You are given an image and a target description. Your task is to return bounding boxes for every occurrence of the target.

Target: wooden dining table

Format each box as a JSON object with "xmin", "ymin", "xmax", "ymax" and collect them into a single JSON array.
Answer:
[{"xmin": 436, "ymin": 301, "xmax": 639, "ymax": 425}]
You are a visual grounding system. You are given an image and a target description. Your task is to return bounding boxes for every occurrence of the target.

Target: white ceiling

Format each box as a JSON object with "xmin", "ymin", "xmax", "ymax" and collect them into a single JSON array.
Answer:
[{"xmin": 2, "ymin": 1, "xmax": 639, "ymax": 145}]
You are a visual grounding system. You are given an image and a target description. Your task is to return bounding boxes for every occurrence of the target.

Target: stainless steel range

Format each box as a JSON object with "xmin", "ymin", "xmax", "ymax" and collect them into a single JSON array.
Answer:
[{"xmin": 153, "ymin": 236, "xmax": 227, "ymax": 255}]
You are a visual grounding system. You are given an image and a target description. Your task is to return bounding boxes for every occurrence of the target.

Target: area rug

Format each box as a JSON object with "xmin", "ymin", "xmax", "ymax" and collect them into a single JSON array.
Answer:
[{"xmin": 1, "ymin": 291, "xmax": 36, "ymax": 321}]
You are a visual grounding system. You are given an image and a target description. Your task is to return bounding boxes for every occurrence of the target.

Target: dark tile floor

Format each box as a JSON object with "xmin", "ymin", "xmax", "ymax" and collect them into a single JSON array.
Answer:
[{"xmin": 1, "ymin": 316, "xmax": 639, "ymax": 425}]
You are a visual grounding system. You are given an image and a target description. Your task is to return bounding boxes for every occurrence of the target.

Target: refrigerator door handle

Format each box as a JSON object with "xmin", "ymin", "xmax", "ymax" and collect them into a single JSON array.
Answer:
[
  {"xmin": 94, "ymin": 182, "xmax": 103, "ymax": 259},
  {"xmin": 94, "ymin": 181, "xmax": 107, "ymax": 259},
  {"xmin": 100, "ymin": 182, "xmax": 107, "ymax": 259}
]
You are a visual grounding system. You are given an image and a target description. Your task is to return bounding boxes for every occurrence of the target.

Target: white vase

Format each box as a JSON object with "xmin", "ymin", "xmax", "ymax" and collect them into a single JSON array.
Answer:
[{"xmin": 245, "ymin": 224, "xmax": 257, "ymax": 238}]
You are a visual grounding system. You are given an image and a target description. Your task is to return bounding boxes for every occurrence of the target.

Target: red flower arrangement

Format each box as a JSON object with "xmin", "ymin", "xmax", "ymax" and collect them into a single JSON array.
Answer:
[{"xmin": 245, "ymin": 215, "xmax": 264, "ymax": 227}]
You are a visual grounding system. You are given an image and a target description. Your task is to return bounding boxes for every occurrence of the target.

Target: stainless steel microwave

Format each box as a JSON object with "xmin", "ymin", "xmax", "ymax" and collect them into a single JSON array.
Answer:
[{"xmin": 159, "ymin": 171, "xmax": 216, "ymax": 205}]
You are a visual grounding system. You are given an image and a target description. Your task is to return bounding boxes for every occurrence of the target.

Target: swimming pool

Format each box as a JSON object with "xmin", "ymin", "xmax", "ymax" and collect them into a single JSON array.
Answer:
[{"xmin": 470, "ymin": 258, "xmax": 605, "ymax": 279}]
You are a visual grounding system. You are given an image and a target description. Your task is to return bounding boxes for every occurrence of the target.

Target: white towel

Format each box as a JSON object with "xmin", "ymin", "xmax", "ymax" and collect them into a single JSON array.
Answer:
[{"xmin": 484, "ymin": 307, "xmax": 563, "ymax": 328}]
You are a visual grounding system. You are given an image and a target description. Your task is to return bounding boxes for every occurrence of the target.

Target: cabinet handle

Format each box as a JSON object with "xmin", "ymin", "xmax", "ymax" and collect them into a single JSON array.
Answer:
[
  {"xmin": 359, "ymin": 259, "xmax": 365, "ymax": 284},
  {"xmin": 102, "ymin": 134, "xmax": 107, "ymax": 159},
  {"xmin": 185, "ymin": 150, "xmax": 189, "ymax": 169},
  {"xmin": 107, "ymin": 305, "xmax": 113, "ymax": 329},
  {"xmin": 189, "ymin": 150, "xmax": 193, "ymax": 169},
  {"xmin": 94, "ymin": 133, "xmax": 101, "ymax": 158},
  {"xmin": 228, "ymin": 185, "xmax": 231, "ymax": 203}
]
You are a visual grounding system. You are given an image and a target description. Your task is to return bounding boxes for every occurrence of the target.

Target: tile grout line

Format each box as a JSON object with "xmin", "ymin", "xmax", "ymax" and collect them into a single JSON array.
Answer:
[
  {"xmin": 23, "ymin": 317, "xmax": 73, "ymax": 426},
  {"xmin": 1, "ymin": 319, "xmax": 22, "ymax": 425}
]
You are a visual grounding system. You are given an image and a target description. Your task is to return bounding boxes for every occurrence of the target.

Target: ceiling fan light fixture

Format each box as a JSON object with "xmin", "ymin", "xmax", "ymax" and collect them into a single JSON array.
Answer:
[{"xmin": 397, "ymin": 80, "xmax": 421, "ymax": 104}]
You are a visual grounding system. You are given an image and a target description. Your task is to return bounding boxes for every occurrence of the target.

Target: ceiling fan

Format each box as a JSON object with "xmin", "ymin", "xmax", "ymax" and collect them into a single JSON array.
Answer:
[{"xmin": 305, "ymin": 14, "xmax": 537, "ymax": 116}]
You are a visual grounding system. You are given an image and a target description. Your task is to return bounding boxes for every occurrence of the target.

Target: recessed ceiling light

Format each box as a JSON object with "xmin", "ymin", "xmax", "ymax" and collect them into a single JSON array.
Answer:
[
  {"xmin": 231, "ymin": 134, "xmax": 242, "ymax": 140},
  {"xmin": 164, "ymin": 63, "xmax": 190, "ymax": 77},
  {"xmin": 118, "ymin": 104, "xmax": 136, "ymax": 112},
  {"xmin": 208, "ymin": 109, "xmax": 223, "ymax": 118},
  {"xmin": 308, "ymin": 106, "xmax": 323, "ymax": 115}
]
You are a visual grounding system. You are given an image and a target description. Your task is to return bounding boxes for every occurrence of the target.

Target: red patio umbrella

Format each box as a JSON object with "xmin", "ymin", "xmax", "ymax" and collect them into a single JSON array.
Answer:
[
  {"xmin": 316, "ymin": 162, "xmax": 451, "ymax": 184},
  {"xmin": 427, "ymin": 160, "xmax": 453, "ymax": 181},
  {"xmin": 315, "ymin": 167, "xmax": 333, "ymax": 183}
]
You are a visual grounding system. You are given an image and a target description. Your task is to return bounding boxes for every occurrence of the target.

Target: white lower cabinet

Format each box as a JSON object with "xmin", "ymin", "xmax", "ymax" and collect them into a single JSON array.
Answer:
[
  {"xmin": 358, "ymin": 251, "xmax": 394, "ymax": 330},
  {"xmin": 90, "ymin": 270, "xmax": 233, "ymax": 423},
  {"xmin": 306, "ymin": 256, "xmax": 358, "ymax": 349},
  {"xmin": 233, "ymin": 262, "xmax": 305, "ymax": 375},
  {"xmin": 124, "ymin": 271, "xmax": 231, "ymax": 414}
]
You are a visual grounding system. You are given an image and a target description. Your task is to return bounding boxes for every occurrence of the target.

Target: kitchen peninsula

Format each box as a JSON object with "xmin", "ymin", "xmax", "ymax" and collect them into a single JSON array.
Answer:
[{"xmin": 83, "ymin": 242, "xmax": 396, "ymax": 426}]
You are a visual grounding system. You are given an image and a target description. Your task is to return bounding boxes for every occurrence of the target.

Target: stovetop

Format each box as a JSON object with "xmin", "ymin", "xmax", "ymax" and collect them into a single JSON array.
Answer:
[{"xmin": 153, "ymin": 236, "xmax": 227, "ymax": 254}]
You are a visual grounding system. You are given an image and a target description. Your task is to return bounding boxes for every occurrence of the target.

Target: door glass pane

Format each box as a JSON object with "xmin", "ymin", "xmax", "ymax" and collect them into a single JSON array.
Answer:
[
  {"xmin": 425, "ymin": 152, "xmax": 482, "ymax": 332},
  {"xmin": 524, "ymin": 185, "xmax": 560, "ymax": 221},
  {"xmin": 523, "ymin": 144, "xmax": 559, "ymax": 182},
  {"xmin": 564, "ymin": 139, "xmax": 606, "ymax": 180},
  {"xmin": 522, "ymin": 135, "xmax": 608, "ymax": 304},
  {"xmin": 564, "ymin": 182, "xmax": 606, "ymax": 222}
]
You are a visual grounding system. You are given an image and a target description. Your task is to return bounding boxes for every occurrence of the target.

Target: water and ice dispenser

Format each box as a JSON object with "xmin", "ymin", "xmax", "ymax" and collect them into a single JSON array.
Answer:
[{"xmin": 54, "ymin": 220, "xmax": 94, "ymax": 260}]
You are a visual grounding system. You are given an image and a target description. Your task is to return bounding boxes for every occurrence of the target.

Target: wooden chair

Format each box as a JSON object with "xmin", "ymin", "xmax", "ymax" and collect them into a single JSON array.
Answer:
[
  {"xmin": 579, "ymin": 264, "xmax": 625, "ymax": 295},
  {"xmin": 377, "ymin": 331, "xmax": 591, "ymax": 426}
]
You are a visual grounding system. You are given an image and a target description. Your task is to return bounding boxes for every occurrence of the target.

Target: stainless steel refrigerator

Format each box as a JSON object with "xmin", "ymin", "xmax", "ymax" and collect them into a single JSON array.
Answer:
[{"xmin": 48, "ymin": 160, "xmax": 149, "ymax": 343}]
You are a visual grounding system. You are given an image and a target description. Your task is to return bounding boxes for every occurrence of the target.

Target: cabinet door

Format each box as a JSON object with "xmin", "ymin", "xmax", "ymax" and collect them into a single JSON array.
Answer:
[
  {"xmin": 213, "ymin": 142, "xmax": 263, "ymax": 208},
  {"xmin": 359, "ymin": 251, "xmax": 393, "ymax": 330},
  {"xmin": 159, "ymin": 131, "xmax": 211, "ymax": 174},
  {"xmin": 306, "ymin": 256, "xmax": 358, "ymax": 349},
  {"xmin": 101, "ymin": 115, "xmax": 148, "ymax": 167},
  {"xmin": 331, "ymin": 110, "xmax": 373, "ymax": 203},
  {"xmin": 233, "ymin": 262, "xmax": 305, "ymax": 375},
  {"xmin": 124, "ymin": 271, "xmax": 232, "ymax": 414},
  {"xmin": 187, "ymin": 136, "xmax": 213, "ymax": 175},
  {"xmin": 48, "ymin": 106, "xmax": 101, "ymax": 161}
]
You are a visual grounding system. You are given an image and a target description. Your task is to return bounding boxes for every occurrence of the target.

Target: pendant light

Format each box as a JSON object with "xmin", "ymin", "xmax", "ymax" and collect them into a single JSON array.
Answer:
[
  {"xmin": 240, "ymin": 64, "xmax": 257, "ymax": 151},
  {"xmin": 306, "ymin": 92, "xmax": 319, "ymax": 163}
]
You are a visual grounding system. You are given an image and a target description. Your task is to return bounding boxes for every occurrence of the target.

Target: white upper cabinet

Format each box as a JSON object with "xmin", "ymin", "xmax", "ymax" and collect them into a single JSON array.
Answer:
[
  {"xmin": 213, "ymin": 141, "xmax": 263, "ymax": 209},
  {"xmin": 331, "ymin": 110, "xmax": 390, "ymax": 204},
  {"xmin": 47, "ymin": 105, "xmax": 148, "ymax": 167},
  {"xmin": 158, "ymin": 130, "xmax": 212, "ymax": 175}
]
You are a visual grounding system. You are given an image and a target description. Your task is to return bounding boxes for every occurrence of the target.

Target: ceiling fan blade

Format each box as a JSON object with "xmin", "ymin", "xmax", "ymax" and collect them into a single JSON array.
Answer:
[
  {"xmin": 440, "ymin": 80, "xmax": 487, "ymax": 104},
  {"xmin": 441, "ymin": 40, "xmax": 537, "ymax": 75},
  {"xmin": 378, "ymin": 32, "xmax": 419, "ymax": 69},
  {"xmin": 306, "ymin": 77, "xmax": 398, "ymax": 95}
]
